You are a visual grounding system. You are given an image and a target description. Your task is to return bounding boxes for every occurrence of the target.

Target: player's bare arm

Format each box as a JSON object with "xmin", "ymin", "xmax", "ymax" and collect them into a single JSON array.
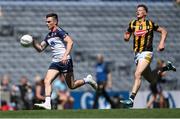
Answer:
[
  {"xmin": 156, "ymin": 26, "xmax": 168, "ymax": 51},
  {"xmin": 107, "ymin": 72, "xmax": 112, "ymax": 89},
  {"xmin": 124, "ymin": 32, "xmax": 131, "ymax": 42},
  {"xmin": 33, "ymin": 40, "xmax": 47, "ymax": 53},
  {"xmin": 61, "ymin": 35, "xmax": 73, "ymax": 64}
]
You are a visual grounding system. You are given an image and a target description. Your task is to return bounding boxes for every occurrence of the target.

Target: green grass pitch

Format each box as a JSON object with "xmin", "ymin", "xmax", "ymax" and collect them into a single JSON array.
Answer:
[{"xmin": 0, "ymin": 109, "xmax": 180, "ymax": 118}]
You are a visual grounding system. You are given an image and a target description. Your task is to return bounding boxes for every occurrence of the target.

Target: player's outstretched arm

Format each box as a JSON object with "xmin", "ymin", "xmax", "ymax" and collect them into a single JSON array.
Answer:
[
  {"xmin": 156, "ymin": 27, "xmax": 168, "ymax": 51},
  {"xmin": 32, "ymin": 40, "xmax": 47, "ymax": 53}
]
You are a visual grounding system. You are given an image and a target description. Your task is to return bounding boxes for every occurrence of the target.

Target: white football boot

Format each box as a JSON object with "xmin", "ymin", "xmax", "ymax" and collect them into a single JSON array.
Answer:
[
  {"xmin": 84, "ymin": 74, "xmax": 98, "ymax": 90},
  {"xmin": 34, "ymin": 103, "xmax": 51, "ymax": 110}
]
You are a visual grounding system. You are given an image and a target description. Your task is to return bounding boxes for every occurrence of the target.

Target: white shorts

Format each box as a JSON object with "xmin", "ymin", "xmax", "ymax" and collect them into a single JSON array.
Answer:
[{"xmin": 134, "ymin": 51, "xmax": 153, "ymax": 64}]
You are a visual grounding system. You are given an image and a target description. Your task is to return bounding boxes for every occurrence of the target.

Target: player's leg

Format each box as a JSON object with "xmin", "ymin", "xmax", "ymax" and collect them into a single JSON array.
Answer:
[
  {"xmin": 120, "ymin": 51, "xmax": 153, "ymax": 107},
  {"xmin": 143, "ymin": 65, "xmax": 157, "ymax": 84},
  {"xmin": 62, "ymin": 59, "xmax": 97, "ymax": 90},
  {"xmin": 93, "ymin": 83, "xmax": 104, "ymax": 109},
  {"xmin": 62, "ymin": 72, "xmax": 97, "ymax": 90},
  {"xmin": 131, "ymin": 59, "xmax": 150, "ymax": 98},
  {"xmin": 63, "ymin": 72, "xmax": 84, "ymax": 89},
  {"xmin": 120, "ymin": 59, "xmax": 150, "ymax": 107},
  {"xmin": 143, "ymin": 60, "xmax": 176, "ymax": 87},
  {"xmin": 93, "ymin": 86, "xmax": 101, "ymax": 109},
  {"xmin": 160, "ymin": 61, "xmax": 176, "ymax": 73},
  {"xmin": 44, "ymin": 69, "xmax": 59, "ymax": 98},
  {"xmin": 34, "ymin": 69, "xmax": 59, "ymax": 110},
  {"xmin": 102, "ymin": 85, "xmax": 115, "ymax": 108}
]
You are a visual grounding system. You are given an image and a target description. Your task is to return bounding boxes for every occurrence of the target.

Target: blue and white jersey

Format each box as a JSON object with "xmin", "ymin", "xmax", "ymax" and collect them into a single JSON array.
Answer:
[{"xmin": 44, "ymin": 27, "xmax": 71, "ymax": 62}]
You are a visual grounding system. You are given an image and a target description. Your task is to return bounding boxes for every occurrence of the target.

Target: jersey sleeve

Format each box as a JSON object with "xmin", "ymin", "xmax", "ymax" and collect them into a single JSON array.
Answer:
[
  {"xmin": 43, "ymin": 34, "xmax": 49, "ymax": 44},
  {"xmin": 57, "ymin": 28, "xmax": 69, "ymax": 40},
  {"xmin": 127, "ymin": 20, "xmax": 134, "ymax": 33},
  {"xmin": 152, "ymin": 21, "xmax": 159, "ymax": 31}
]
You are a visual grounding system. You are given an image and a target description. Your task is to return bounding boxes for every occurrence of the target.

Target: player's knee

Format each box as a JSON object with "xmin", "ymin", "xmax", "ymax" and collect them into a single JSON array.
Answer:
[
  {"xmin": 44, "ymin": 78, "xmax": 51, "ymax": 85},
  {"xmin": 134, "ymin": 71, "xmax": 142, "ymax": 80},
  {"xmin": 67, "ymin": 84, "xmax": 76, "ymax": 90}
]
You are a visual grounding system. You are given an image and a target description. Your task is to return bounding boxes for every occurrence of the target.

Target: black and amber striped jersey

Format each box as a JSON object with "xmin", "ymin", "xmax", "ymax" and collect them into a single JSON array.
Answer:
[{"xmin": 127, "ymin": 19, "xmax": 159, "ymax": 52}]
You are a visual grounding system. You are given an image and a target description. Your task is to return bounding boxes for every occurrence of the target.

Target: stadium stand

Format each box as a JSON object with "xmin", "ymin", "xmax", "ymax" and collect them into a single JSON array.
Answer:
[{"xmin": 0, "ymin": 1, "xmax": 179, "ymax": 91}]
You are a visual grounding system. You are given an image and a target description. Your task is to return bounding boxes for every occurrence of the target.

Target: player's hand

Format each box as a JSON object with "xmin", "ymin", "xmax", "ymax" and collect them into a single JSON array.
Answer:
[
  {"xmin": 157, "ymin": 43, "xmax": 165, "ymax": 51},
  {"xmin": 124, "ymin": 32, "xmax": 130, "ymax": 42},
  {"xmin": 60, "ymin": 55, "xmax": 68, "ymax": 64}
]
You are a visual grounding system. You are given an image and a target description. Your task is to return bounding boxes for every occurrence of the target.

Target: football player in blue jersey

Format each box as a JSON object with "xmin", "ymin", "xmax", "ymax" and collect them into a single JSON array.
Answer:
[{"xmin": 33, "ymin": 13, "xmax": 97, "ymax": 110}]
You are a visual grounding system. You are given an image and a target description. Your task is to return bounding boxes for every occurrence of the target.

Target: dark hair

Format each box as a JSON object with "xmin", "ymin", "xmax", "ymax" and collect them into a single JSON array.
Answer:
[
  {"xmin": 46, "ymin": 13, "xmax": 58, "ymax": 24},
  {"xmin": 137, "ymin": 4, "xmax": 148, "ymax": 13}
]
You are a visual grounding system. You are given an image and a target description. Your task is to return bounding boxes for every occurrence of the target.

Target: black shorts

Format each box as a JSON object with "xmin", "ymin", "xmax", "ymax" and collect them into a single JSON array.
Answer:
[{"xmin": 49, "ymin": 59, "xmax": 73, "ymax": 73}]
